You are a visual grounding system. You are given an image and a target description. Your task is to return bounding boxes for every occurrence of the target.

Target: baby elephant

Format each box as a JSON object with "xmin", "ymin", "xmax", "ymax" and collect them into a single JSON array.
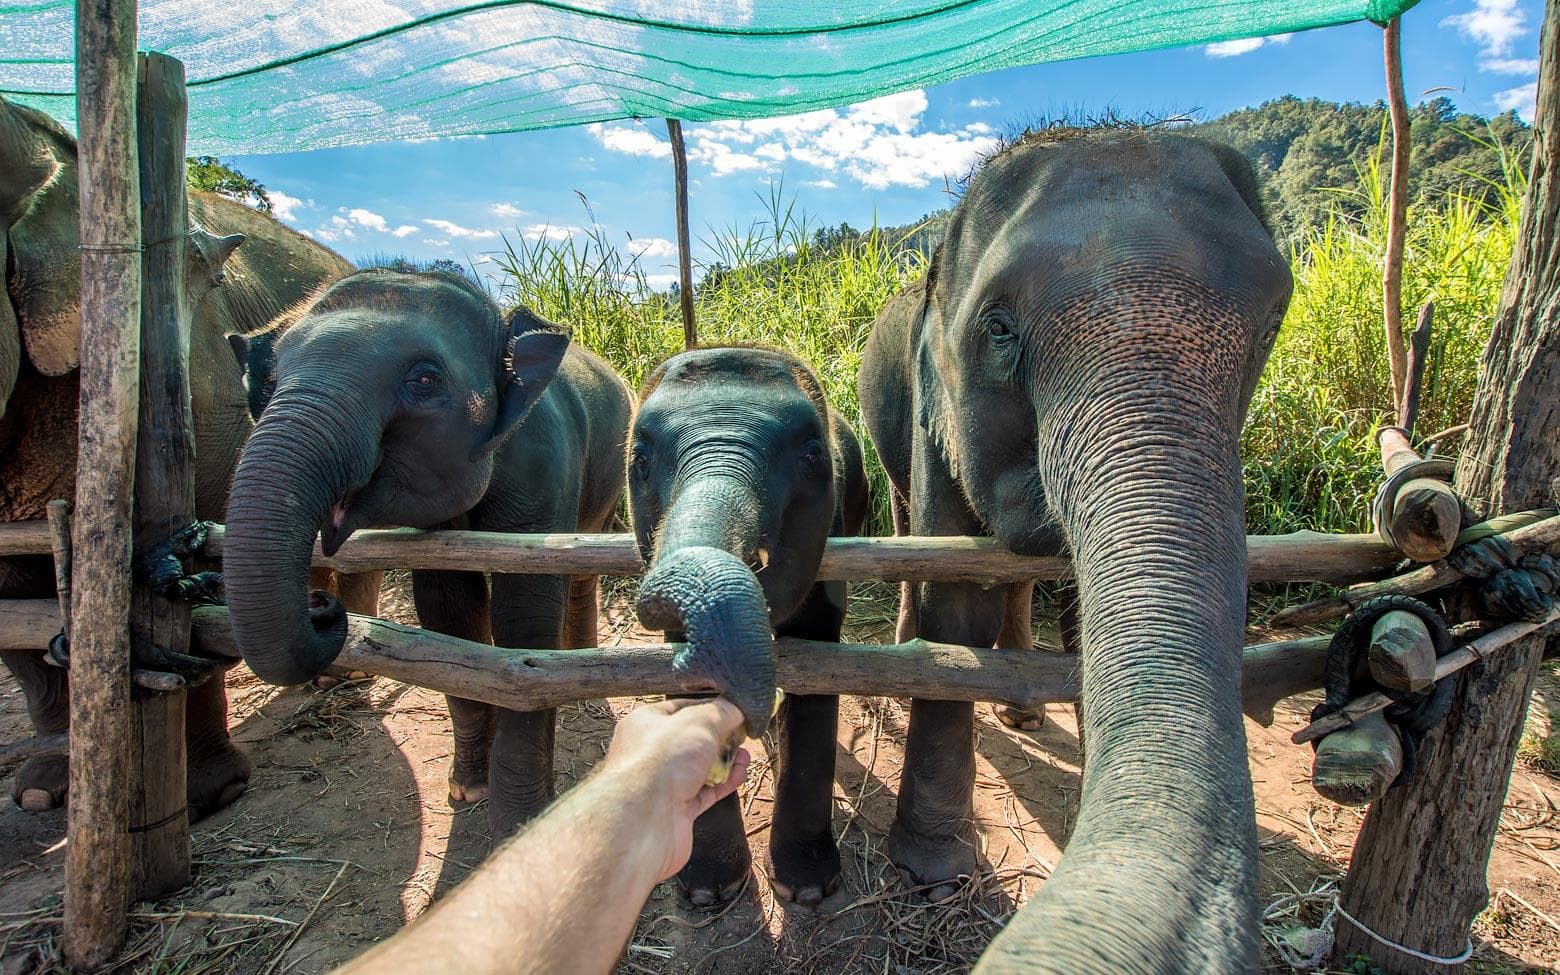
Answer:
[{"xmin": 629, "ymin": 346, "xmax": 868, "ymax": 907}]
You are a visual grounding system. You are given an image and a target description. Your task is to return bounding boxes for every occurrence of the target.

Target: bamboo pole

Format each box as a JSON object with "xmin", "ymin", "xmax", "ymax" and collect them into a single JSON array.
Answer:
[
  {"xmin": 66, "ymin": 0, "xmax": 141, "ymax": 966},
  {"xmin": 665, "ymin": 119, "xmax": 695, "ymax": 349},
  {"xmin": 129, "ymin": 51, "xmax": 193, "ymax": 899},
  {"xmin": 1381, "ymin": 16, "xmax": 1412, "ymax": 412},
  {"xmin": 184, "ymin": 607, "xmax": 1329, "ymax": 723}
]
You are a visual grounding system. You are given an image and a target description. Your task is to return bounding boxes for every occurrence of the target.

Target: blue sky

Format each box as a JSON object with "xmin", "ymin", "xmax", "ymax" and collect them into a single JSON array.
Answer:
[{"xmin": 229, "ymin": 0, "xmax": 1546, "ymax": 290}]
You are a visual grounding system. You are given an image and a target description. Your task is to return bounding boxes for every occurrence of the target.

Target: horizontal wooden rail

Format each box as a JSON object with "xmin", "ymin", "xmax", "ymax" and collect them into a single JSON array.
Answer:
[
  {"xmin": 0, "ymin": 521, "xmax": 1400, "ymax": 585},
  {"xmin": 165, "ymin": 607, "xmax": 1328, "ymax": 726}
]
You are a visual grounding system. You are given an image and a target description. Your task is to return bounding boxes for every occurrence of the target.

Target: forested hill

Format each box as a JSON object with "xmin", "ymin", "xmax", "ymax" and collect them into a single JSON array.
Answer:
[{"xmin": 866, "ymin": 95, "xmax": 1530, "ymax": 256}]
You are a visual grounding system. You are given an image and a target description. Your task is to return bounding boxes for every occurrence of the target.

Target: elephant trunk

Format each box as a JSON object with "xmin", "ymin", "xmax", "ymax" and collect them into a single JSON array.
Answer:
[
  {"xmin": 635, "ymin": 476, "xmax": 776, "ymax": 737},
  {"xmin": 980, "ymin": 398, "xmax": 1257, "ymax": 972},
  {"xmin": 223, "ymin": 389, "xmax": 379, "ymax": 685}
]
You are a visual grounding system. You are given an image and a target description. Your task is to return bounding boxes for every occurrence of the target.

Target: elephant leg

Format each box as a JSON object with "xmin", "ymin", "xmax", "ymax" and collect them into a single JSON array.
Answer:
[
  {"xmin": 2, "ymin": 557, "xmax": 68, "ymax": 811},
  {"xmin": 1, "ymin": 650, "xmax": 69, "ymax": 811},
  {"xmin": 412, "ymin": 570, "xmax": 495, "ymax": 804},
  {"xmin": 487, "ymin": 573, "xmax": 569, "ymax": 838},
  {"xmin": 993, "ymin": 581, "xmax": 1045, "ymax": 732},
  {"xmin": 184, "ymin": 674, "xmax": 252, "ymax": 818},
  {"xmin": 893, "ymin": 444, "xmax": 1002, "ymax": 900},
  {"xmin": 889, "ymin": 484, "xmax": 918, "ymax": 644},
  {"xmin": 769, "ymin": 580, "xmax": 846, "ymax": 906},
  {"xmin": 562, "ymin": 576, "xmax": 599, "ymax": 650}
]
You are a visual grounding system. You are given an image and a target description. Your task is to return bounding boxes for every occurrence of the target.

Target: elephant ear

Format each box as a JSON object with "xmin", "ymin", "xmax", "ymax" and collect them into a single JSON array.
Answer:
[
  {"xmin": 470, "ymin": 305, "xmax": 570, "ymax": 462},
  {"xmin": 0, "ymin": 231, "xmax": 20, "ymax": 419},
  {"xmin": 913, "ymin": 251, "xmax": 949, "ymax": 436},
  {"xmin": 9, "ymin": 163, "xmax": 83, "ymax": 376}
]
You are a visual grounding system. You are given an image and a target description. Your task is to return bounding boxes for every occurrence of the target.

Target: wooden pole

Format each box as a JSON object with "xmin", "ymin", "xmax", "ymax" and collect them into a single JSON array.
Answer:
[
  {"xmin": 0, "ymin": 521, "xmax": 1405, "ymax": 584},
  {"xmin": 66, "ymin": 0, "xmax": 141, "ymax": 966},
  {"xmin": 665, "ymin": 119, "xmax": 696, "ymax": 349},
  {"xmin": 129, "ymin": 51, "xmax": 193, "ymax": 900},
  {"xmin": 1338, "ymin": 8, "xmax": 1560, "ymax": 968},
  {"xmin": 183, "ymin": 607, "xmax": 1329, "ymax": 723},
  {"xmin": 1381, "ymin": 16, "xmax": 1412, "ymax": 414},
  {"xmin": 1376, "ymin": 425, "xmax": 1462, "ymax": 563}
]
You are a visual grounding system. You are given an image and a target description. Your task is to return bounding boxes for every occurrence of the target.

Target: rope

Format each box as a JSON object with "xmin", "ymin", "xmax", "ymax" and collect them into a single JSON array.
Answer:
[
  {"xmin": 79, "ymin": 231, "xmax": 202, "ymax": 255},
  {"xmin": 1448, "ymin": 532, "xmax": 1559, "ymax": 623},
  {"xmin": 1335, "ymin": 901, "xmax": 1474, "ymax": 966}
]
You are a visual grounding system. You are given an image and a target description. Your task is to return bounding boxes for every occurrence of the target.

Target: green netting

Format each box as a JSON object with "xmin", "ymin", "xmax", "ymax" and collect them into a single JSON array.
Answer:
[{"xmin": 1, "ymin": 1, "xmax": 1417, "ymax": 156}]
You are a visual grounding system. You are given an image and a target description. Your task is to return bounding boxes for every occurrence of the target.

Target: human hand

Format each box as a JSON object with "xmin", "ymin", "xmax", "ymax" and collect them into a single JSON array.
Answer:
[{"xmin": 600, "ymin": 698, "xmax": 752, "ymax": 882}]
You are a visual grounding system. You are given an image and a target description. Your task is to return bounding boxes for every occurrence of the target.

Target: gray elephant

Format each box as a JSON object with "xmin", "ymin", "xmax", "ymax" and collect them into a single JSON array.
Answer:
[
  {"xmin": 0, "ymin": 95, "xmax": 376, "ymax": 815},
  {"xmin": 628, "ymin": 346, "xmax": 867, "ymax": 906},
  {"xmin": 221, "ymin": 269, "xmax": 632, "ymax": 836},
  {"xmin": 858, "ymin": 130, "xmax": 1292, "ymax": 971}
]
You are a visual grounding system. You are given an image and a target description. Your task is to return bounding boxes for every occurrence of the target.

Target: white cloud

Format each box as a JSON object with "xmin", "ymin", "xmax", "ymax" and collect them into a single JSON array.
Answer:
[
  {"xmin": 593, "ymin": 90, "xmax": 997, "ymax": 190},
  {"xmin": 491, "ymin": 202, "xmax": 526, "ymax": 218},
  {"xmin": 967, "ymin": 97, "xmax": 1000, "ymax": 109},
  {"xmin": 391, "ymin": 225, "xmax": 419, "ymax": 238},
  {"xmin": 268, "ymin": 189, "xmax": 310, "ymax": 223},
  {"xmin": 348, "ymin": 208, "xmax": 390, "ymax": 233},
  {"xmin": 423, "ymin": 218, "xmax": 497, "ymax": 240},
  {"xmin": 1443, "ymin": 0, "xmax": 1528, "ymax": 59},
  {"xmin": 1484, "ymin": 57, "xmax": 1539, "ymax": 74},
  {"xmin": 807, "ymin": 179, "xmax": 836, "ymax": 189},
  {"xmin": 523, "ymin": 223, "xmax": 582, "ymax": 242},
  {"xmin": 585, "ymin": 122, "xmax": 671, "ymax": 158},
  {"xmin": 322, "ymin": 215, "xmax": 356, "ymax": 240},
  {"xmin": 626, "ymin": 236, "xmax": 677, "ymax": 258},
  {"xmin": 1205, "ymin": 38, "xmax": 1265, "ymax": 57},
  {"xmin": 642, "ymin": 273, "xmax": 680, "ymax": 290},
  {"xmin": 425, "ymin": 237, "xmax": 450, "ymax": 249},
  {"xmin": 1494, "ymin": 82, "xmax": 1538, "ymax": 121}
]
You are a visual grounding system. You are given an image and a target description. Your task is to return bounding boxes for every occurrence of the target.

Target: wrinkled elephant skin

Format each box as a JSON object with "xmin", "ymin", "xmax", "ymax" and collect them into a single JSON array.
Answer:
[
  {"xmin": 630, "ymin": 347, "xmax": 868, "ymax": 907},
  {"xmin": 858, "ymin": 131, "xmax": 1292, "ymax": 972}
]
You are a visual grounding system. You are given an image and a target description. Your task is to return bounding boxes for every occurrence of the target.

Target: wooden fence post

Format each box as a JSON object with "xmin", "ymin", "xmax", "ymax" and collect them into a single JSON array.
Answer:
[
  {"xmin": 129, "ymin": 50, "xmax": 193, "ymax": 899},
  {"xmin": 64, "ymin": 0, "xmax": 141, "ymax": 967},
  {"xmin": 665, "ymin": 119, "xmax": 696, "ymax": 349},
  {"xmin": 1336, "ymin": 6, "xmax": 1558, "ymax": 971},
  {"xmin": 1381, "ymin": 16, "xmax": 1411, "ymax": 412}
]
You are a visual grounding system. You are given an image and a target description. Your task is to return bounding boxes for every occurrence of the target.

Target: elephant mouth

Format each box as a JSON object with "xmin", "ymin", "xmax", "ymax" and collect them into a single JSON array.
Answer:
[{"xmin": 320, "ymin": 496, "xmax": 355, "ymax": 557}]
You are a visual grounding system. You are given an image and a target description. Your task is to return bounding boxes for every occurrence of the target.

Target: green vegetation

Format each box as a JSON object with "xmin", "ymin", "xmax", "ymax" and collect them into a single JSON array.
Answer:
[
  {"xmin": 186, "ymin": 155, "xmax": 273, "ymax": 212},
  {"xmin": 490, "ymin": 106, "xmax": 1524, "ymax": 541}
]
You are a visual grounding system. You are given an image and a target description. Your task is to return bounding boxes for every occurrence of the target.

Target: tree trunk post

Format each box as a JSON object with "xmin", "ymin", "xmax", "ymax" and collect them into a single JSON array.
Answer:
[
  {"xmin": 665, "ymin": 119, "xmax": 696, "ymax": 349},
  {"xmin": 1381, "ymin": 16, "xmax": 1411, "ymax": 412},
  {"xmin": 129, "ymin": 51, "xmax": 193, "ymax": 900},
  {"xmin": 1336, "ymin": 7, "xmax": 1559, "ymax": 971},
  {"xmin": 64, "ymin": 0, "xmax": 141, "ymax": 967}
]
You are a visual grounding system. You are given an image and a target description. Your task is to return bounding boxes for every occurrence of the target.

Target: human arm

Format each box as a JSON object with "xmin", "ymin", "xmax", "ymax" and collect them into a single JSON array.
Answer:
[{"xmin": 334, "ymin": 698, "xmax": 751, "ymax": 975}]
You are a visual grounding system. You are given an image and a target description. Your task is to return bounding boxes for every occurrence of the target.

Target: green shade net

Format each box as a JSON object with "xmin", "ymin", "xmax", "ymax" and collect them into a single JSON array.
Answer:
[{"xmin": 1, "ymin": 1, "xmax": 1417, "ymax": 156}]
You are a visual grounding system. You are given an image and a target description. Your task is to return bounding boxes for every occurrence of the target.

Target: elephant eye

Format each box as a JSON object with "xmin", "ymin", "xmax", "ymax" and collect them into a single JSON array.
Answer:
[
  {"xmin": 404, "ymin": 361, "xmax": 441, "ymax": 396},
  {"xmin": 800, "ymin": 438, "xmax": 824, "ymax": 477},
  {"xmin": 984, "ymin": 307, "xmax": 1017, "ymax": 343},
  {"xmin": 631, "ymin": 445, "xmax": 650, "ymax": 478}
]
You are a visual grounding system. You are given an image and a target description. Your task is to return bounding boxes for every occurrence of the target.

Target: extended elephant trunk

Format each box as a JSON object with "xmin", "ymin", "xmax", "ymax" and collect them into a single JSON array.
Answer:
[
  {"xmin": 223, "ymin": 390, "xmax": 378, "ymax": 685},
  {"xmin": 979, "ymin": 404, "xmax": 1258, "ymax": 973},
  {"xmin": 635, "ymin": 476, "xmax": 776, "ymax": 739}
]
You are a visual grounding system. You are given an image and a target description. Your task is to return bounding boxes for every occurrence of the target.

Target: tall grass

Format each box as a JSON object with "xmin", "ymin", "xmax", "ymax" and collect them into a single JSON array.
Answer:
[{"xmin": 490, "ymin": 156, "xmax": 1520, "ymax": 540}]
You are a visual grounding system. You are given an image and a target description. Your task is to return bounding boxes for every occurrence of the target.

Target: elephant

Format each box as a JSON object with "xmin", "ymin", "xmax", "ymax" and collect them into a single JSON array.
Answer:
[
  {"xmin": 0, "ymin": 94, "xmax": 374, "ymax": 816},
  {"xmin": 858, "ymin": 130, "xmax": 1292, "ymax": 971},
  {"xmin": 628, "ymin": 346, "xmax": 867, "ymax": 906},
  {"xmin": 220, "ymin": 269, "xmax": 632, "ymax": 837}
]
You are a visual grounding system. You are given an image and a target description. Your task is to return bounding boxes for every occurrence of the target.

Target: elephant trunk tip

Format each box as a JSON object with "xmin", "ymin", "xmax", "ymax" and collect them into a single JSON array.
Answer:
[
  {"xmin": 239, "ymin": 588, "xmax": 349, "ymax": 686},
  {"xmin": 636, "ymin": 545, "xmax": 778, "ymax": 738}
]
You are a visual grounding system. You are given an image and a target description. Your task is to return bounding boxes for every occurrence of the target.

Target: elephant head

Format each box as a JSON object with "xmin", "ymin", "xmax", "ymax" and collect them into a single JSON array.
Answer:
[
  {"xmin": 629, "ymin": 347, "xmax": 847, "ymax": 731},
  {"xmin": 913, "ymin": 133, "xmax": 1291, "ymax": 970},
  {"xmin": 222, "ymin": 269, "xmax": 569, "ymax": 684},
  {"xmin": 0, "ymin": 95, "xmax": 245, "ymax": 420}
]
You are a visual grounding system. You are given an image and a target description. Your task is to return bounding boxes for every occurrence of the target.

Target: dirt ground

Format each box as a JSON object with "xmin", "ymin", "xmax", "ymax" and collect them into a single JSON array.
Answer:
[{"xmin": 3, "ymin": 577, "xmax": 1558, "ymax": 974}]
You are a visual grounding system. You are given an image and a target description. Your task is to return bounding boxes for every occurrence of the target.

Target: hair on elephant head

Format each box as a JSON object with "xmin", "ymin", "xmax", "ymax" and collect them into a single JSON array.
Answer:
[
  {"xmin": 859, "ymin": 129, "xmax": 1292, "ymax": 973},
  {"xmin": 222, "ymin": 269, "xmax": 570, "ymax": 685}
]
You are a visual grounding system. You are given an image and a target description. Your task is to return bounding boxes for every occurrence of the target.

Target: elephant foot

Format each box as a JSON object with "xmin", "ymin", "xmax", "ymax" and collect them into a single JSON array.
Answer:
[
  {"xmin": 447, "ymin": 765, "xmax": 489, "ymax": 805},
  {"xmin": 993, "ymin": 704, "xmax": 1045, "ymax": 732},
  {"xmin": 678, "ymin": 873, "xmax": 748, "ymax": 909},
  {"xmin": 769, "ymin": 832, "xmax": 842, "ymax": 907},
  {"xmin": 11, "ymin": 755, "xmax": 69, "ymax": 811},
  {"xmin": 888, "ymin": 822, "xmax": 978, "ymax": 903},
  {"xmin": 187, "ymin": 742, "xmax": 253, "ymax": 819}
]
